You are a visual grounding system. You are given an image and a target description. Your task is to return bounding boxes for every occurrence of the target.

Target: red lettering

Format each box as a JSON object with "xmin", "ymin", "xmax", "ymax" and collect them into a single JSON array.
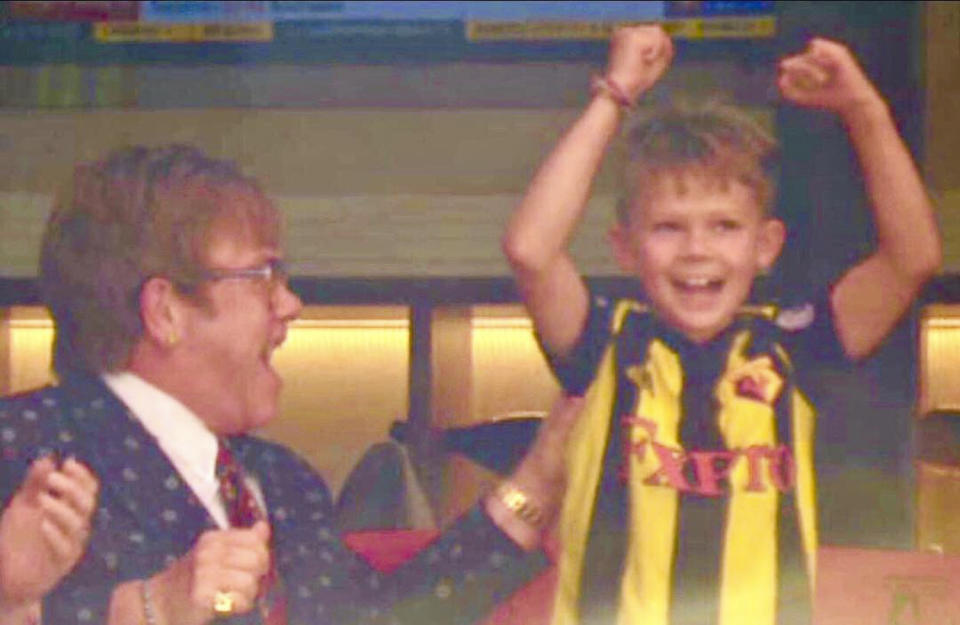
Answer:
[
  {"xmin": 688, "ymin": 450, "xmax": 736, "ymax": 496},
  {"xmin": 619, "ymin": 440, "xmax": 648, "ymax": 483},
  {"xmin": 644, "ymin": 442, "xmax": 692, "ymax": 491},
  {"xmin": 625, "ymin": 439, "xmax": 647, "ymax": 462},
  {"xmin": 741, "ymin": 445, "xmax": 770, "ymax": 492},
  {"xmin": 616, "ymin": 417, "xmax": 795, "ymax": 496},
  {"xmin": 768, "ymin": 444, "xmax": 796, "ymax": 492},
  {"xmin": 618, "ymin": 415, "xmax": 658, "ymax": 483},
  {"xmin": 622, "ymin": 416, "xmax": 658, "ymax": 438}
]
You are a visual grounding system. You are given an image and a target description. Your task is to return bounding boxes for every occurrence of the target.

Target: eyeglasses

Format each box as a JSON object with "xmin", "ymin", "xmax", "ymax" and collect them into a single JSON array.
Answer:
[{"xmin": 200, "ymin": 258, "xmax": 289, "ymax": 288}]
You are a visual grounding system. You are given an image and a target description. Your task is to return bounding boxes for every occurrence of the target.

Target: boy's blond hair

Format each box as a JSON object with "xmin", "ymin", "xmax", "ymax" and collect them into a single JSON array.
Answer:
[{"xmin": 618, "ymin": 102, "xmax": 779, "ymax": 224}]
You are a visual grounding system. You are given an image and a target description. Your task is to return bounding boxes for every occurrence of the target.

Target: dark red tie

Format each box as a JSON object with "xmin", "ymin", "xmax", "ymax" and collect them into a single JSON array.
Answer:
[{"xmin": 216, "ymin": 439, "xmax": 288, "ymax": 625}]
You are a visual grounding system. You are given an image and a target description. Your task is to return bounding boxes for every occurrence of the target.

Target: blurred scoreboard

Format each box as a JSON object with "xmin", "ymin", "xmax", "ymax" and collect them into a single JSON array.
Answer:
[{"xmin": 0, "ymin": 1, "xmax": 775, "ymax": 63}]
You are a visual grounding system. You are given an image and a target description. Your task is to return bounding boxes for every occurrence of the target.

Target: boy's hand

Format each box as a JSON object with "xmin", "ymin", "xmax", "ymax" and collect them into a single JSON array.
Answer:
[
  {"xmin": 0, "ymin": 456, "xmax": 99, "ymax": 609},
  {"xmin": 606, "ymin": 25, "xmax": 674, "ymax": 104},
  {"xmin": 778, "ymin": 38, "xmax": 884, "ymax": 119}
]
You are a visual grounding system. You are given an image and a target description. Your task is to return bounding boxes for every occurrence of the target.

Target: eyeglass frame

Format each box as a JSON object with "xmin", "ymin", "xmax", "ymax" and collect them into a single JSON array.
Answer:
[
  {"xmin": 199, "ymin": 257, "xmax": 289, "ymax": 286},
  {"xmin": 142, "ymin": 258, "xmax": 291, "ymax": 303}
]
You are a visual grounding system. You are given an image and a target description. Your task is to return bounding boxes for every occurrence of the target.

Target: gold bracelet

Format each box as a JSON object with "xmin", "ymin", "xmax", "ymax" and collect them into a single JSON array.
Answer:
[{"xmin": 493, "ymin": 481, "xmax": 545, "ymax": 528}]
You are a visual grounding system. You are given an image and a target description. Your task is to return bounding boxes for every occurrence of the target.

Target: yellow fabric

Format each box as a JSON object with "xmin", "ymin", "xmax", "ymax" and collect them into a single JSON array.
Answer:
[
  {"xmin": 620, "ymin": 340, "xmax": 683, "ymax": 625},
  {"xmin": 551, "ymin": 301, "xmax": 637, "ymax": 625},
  {"xmin": 551, "ymin": 307, "xmax": 818, "ymax": 625},
  {"xmin": 715, "ymin": 334, "xmax": 780, "ymax": 625}
]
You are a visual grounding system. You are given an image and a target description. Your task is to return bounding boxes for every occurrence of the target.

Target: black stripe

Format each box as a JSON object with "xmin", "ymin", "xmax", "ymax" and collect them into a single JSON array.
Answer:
[
  {"xmin": 577, "ymin": 312, "xmax": 651, "ymax": 624},
  {"xmin": 776, "ymin": 492, "xmax": 811, "ymax": 624},
  {"xmin": 669, "ymin": 328, "xmax": 732, "ymax": 625},
  {"xmin": 574, "ymin": 414, "xmax": 629, "ymax": 625},
  {"xmin": 754, "ymin": 318, "xmax": 812, "ymax": 625}
]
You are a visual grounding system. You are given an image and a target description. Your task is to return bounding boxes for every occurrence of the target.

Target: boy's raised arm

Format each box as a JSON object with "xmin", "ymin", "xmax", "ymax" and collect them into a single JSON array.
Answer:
[
  {"xmin": 779, "ymin": 38, "xmax": 941, "ymax": 360},
  {"xmin": 502, "ymin": 26, "xmax": 672, "ymax": 358}
]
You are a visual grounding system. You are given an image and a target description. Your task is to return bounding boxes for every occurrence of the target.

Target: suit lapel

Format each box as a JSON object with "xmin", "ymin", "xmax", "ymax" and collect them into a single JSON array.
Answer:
[{"xmin": 60, "ymin": 375, "xmax": 217, "ymax": 558}]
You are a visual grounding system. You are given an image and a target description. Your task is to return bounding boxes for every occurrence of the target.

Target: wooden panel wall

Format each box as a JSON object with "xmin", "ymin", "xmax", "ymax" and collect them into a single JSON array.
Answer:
[{"xmin": 925, "ymin": 2, "xmax": 960, "ymax": 271}]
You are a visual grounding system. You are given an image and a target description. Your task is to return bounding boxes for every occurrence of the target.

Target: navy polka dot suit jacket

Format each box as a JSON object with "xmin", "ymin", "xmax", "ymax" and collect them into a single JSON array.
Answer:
[{"xmin": 0, "ymin": 374, "xmax": 547, "ymax": 625}]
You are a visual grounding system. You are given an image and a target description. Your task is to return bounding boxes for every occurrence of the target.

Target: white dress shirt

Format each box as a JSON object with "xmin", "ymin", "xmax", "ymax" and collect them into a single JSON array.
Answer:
[{"xmin": 102, "ymin": 371, "xmax": 264, "ymax": 529}]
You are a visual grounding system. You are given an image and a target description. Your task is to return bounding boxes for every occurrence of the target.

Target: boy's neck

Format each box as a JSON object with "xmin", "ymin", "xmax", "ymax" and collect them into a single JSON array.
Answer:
[{"xmin": 653, "ymin": 315, "xmax": 742, "ymax": 356}]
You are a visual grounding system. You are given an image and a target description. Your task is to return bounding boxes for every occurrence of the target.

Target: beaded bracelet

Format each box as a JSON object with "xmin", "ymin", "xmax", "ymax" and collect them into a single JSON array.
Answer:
[
  {"xmin": 493, "ymin": 481, "xmax": 545, "ymax": 528},
  {"xmin": 140, "ymin": 580, "xmax": 158, "ymax": 625},
  {"xmin": 590, "ymin": 74, "xmax": 635, "ymax": 110}
]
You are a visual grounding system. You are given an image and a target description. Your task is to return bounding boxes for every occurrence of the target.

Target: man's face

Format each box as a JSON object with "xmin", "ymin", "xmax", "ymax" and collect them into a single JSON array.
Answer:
[
  {"xmin": 174, "ymin": 216, "xmax": 302, "ymax": 435},
  {"xmin": 610, "ymin": 174, "xmax": 784, "ymax": 343}
]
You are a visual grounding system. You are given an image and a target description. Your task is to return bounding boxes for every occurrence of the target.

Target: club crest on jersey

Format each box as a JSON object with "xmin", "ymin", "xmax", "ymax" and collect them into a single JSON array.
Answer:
[{"xmin": 732, "ymin": 356, "xmax": 783, "ymax": 405}]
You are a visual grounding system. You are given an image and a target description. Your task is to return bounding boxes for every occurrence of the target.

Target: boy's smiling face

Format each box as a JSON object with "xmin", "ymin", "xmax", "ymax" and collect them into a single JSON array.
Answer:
[{"xmin": 610, "ymin": 173, "xmax": 785, "ymax": 343}]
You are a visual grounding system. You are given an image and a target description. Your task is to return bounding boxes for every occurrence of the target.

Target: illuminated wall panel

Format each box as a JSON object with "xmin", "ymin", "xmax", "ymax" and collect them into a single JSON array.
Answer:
[
  {"xmin": 263, "ymin": 307, "xmax": 409, "ymax": 495},
  {"xmin": 469, "ymin": 305, "xmax": 559, "ymax": 422},
  {"xmin": 915, "ymin": 305, "xmax": 960, "ymax": 555},
  {"xmin": 918, "ymin": 305, "xmax": 960, "ymax": 414},
  {"xmin": 5, "ymin": 307, "xmax": 54, "ymax": 394}
]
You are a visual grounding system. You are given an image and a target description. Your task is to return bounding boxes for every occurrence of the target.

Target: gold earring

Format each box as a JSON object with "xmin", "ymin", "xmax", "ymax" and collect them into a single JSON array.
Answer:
[{"xmin": 167, "ymin": 331, "xmax": 179, "ymax": 346}]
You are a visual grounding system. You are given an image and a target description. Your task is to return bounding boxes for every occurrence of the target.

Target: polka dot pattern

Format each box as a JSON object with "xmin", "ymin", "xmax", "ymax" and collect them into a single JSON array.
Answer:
[{"xmin": 1, "ymin": 375, "xmax": 548, "ymax": 625}]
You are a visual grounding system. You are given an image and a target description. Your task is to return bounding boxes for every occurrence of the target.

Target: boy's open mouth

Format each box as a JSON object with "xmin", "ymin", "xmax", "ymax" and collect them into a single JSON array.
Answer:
[{"xmin": 672, "ymin": 277, "xmax": 724, "ymax": 293}]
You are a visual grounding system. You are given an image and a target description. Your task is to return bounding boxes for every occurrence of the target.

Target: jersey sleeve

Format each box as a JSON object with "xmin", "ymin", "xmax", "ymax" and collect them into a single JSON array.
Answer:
[
  {"xmin": 536, "ymin": 293, "xmax": 617, "ymax": 397},
  {"xmin": 774, "ymin": 286, "xmax": 848, "ymax": 371}
]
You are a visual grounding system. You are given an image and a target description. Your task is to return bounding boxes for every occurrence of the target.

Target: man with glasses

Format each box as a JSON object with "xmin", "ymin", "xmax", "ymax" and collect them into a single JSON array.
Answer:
[{"xmin": 0, "ymin": 144, "xmax": 579, "ymax": 625}]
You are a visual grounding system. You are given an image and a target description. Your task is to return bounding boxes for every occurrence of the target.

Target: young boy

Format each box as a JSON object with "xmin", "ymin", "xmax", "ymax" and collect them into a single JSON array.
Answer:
[{"xmin": 502, "ymin": 26, "xmax": 940, "ymax": 625}]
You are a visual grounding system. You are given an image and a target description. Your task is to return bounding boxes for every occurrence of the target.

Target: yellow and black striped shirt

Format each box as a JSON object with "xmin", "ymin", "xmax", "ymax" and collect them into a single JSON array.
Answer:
[{"xmin": 542, "ymin": 293, "xmax": 844, "ymax": 625}]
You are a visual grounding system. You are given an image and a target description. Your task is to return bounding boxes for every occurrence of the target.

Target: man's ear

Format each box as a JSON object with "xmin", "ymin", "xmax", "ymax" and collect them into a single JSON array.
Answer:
[
  {"xmin": 139, "ymin": 277, "xmax": 184, "ymax": 348},
  {"xmin": 757, "ymin": 218, "xmax": 786, "ymax": 273},
  {"xmin": 608, "ymin": 223, "xmax": 640, "ymax": 274}
]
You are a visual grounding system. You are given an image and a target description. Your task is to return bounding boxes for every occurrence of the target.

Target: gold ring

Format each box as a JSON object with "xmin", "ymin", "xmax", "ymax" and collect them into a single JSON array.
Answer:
[{"xmin": 213, "ymin": 590, "xmax": 235, "ymax": 616}]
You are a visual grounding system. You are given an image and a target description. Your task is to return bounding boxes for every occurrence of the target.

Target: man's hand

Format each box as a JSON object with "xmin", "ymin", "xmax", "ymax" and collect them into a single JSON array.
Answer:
[
  {"xmin": 0, "ymin": 456, "xmax": 99, "ymax": 610},
  {"xmin": 778, "ymin": 37, "xmax": 885, "ymax": 120},
  {"xmin": 485, "ymin": 395, "xmax": 585, "ymax": 550},
  {"xmin": 148, "ymin": 521, "xmax": 270, "ymax": 625},
  {"xmin": 605, "ymin": 25, "xmax": 674, "ymax": 104}
]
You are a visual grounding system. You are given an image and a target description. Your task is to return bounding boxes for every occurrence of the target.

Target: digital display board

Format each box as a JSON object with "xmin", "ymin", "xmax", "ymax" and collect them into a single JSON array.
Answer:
[{"xmin": 0, "ymin": 1, "xmax": 775, "ymax": 64}]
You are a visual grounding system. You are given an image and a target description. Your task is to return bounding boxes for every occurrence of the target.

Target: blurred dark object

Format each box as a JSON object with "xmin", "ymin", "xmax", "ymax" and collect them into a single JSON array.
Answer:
[
  {"xmin": 335, "ymin": 441, "xmax": 437, "ymax": 532},
  {"xmin": 915, "ymin": 411, "xmax": 960, "ymax": 466},
  {"xmin": 390, "ymin": 412, "xmax": 544, "ymax": 476},
  {"xmin": 335, "ymin": 442, "xmax": 407, "ymax": 532}
]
